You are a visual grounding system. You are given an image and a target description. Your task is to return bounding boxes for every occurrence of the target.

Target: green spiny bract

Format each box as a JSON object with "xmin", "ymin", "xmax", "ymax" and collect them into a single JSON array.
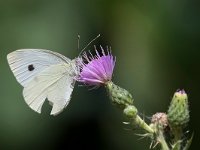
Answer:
[{"xmin": 105, "ymin": 81, "xmax": 133, "ymax": 108}]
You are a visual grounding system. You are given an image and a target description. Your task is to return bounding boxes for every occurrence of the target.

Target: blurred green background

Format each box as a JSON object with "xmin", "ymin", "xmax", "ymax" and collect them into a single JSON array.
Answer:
[{"xmin": 0, "ymin": 0, "xmax": 199, "ymax": 149}]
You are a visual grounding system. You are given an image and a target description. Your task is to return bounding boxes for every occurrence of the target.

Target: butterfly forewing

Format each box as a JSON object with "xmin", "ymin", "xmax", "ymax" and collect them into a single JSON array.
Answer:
[{"xmin": 7, "ymin": 49, "xmax": 71, "ymax": 86}]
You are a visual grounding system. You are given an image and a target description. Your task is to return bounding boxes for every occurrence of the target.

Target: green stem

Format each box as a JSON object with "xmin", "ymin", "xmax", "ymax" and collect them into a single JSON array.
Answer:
[
  {"xmin": 158, "ymin": 130, "xmax": 170, "ymax": 150},
  {"xmin": 123, "ymin": 105, "xmax": 154, "ymax": 134},
  {"xmin": 173, "ymin": 127, "xmax": 183, "ymax": 150},
  {"xmin": 134, "ymin": 115, "xmax": 154, "ymax": 134}
]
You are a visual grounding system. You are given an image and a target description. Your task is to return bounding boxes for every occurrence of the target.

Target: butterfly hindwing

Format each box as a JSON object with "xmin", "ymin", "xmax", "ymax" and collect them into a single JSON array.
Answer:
[
  {"xmin": 23, "ymin": 63, "xmax": 75, "ymax": 115},
  {"xmin": 47, "ymin": 69, "xmax": 75, "ymax": 115}
]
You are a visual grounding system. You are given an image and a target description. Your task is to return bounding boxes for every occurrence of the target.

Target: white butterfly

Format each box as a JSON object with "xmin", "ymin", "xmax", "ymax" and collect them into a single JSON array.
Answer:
[{"xmin": 7, "ymin": 49, "xmax": 80, "ymax": 115}]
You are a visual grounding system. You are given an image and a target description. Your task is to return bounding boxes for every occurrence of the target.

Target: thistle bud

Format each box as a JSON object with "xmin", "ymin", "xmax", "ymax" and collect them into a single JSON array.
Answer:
[
  {"xmin": 151, "ymin": 112, "xmax": 168, "ymax": 130},
  {"xmin": 167, "ymin": 90, "xmax": 189, "ymax": 128},
  {"xmin": 124, "ymin": 105, "xmax": 138, "ymax": 118},
  {"xmin": 106, "ymin": 81, "xmax": 133, "ymax": 108}
]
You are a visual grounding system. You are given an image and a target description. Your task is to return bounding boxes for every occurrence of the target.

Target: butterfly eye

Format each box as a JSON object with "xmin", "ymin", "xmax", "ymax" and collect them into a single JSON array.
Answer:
[{"xmin": 28, "ymin": 64, "xmax": 35, "ymax": 71}]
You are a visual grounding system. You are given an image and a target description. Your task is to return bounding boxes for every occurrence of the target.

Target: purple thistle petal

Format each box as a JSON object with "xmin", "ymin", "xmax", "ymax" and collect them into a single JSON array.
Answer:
[{"xmin": 78, "ymin": 46, "xmax": 116, "ymax": 86}]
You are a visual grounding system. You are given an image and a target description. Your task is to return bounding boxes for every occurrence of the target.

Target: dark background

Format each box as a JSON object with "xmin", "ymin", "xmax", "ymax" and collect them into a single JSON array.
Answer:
[{"xmin": 0, "ymin": 0, "xmax": 199, "ymax": 149}]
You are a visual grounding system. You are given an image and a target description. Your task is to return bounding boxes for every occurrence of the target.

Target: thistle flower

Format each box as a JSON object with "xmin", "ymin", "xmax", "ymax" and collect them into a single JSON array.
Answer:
[
  {"xmin": 78, "ymin": 46, "xmax": 133, "ymax": 107},
  {"xmin": 78, "ymin": 46, "xmax": 116, "ymax": 86}
]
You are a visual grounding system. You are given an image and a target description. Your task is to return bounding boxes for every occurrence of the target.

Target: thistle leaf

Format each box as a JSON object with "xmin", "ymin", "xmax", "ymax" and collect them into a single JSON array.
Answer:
[{"xmin": 183, "ymin": 132, "xmax": 194, "ymax": 150}]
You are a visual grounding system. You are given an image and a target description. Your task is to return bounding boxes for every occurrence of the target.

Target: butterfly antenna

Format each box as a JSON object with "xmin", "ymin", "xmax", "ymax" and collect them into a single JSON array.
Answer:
[
  {"xmin": 77, "ymin": 34, "xmax": 81, "ymax": 51},
  {"xmin": 79, "ymin": 34, "xmax": 100, "ymax": 56}
]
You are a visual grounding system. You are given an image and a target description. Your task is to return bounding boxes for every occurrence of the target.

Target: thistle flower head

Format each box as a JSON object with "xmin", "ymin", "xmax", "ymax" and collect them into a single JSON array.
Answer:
[{"xmin": 78, "ymin": 46, "xmax": 116, "ymax": 86}]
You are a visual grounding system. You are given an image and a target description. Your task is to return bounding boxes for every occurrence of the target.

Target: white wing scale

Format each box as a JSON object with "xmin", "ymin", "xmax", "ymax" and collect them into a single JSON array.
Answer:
[{"xmin": 7, "ymin": 49, "xmax": 77, "ymax": 115}]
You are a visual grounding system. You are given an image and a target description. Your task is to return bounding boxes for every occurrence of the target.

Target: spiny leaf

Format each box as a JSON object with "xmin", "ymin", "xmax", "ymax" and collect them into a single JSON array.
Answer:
[{"xmin": 183, "ymin": 132, "xmax": 194, "ymax": 150}]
